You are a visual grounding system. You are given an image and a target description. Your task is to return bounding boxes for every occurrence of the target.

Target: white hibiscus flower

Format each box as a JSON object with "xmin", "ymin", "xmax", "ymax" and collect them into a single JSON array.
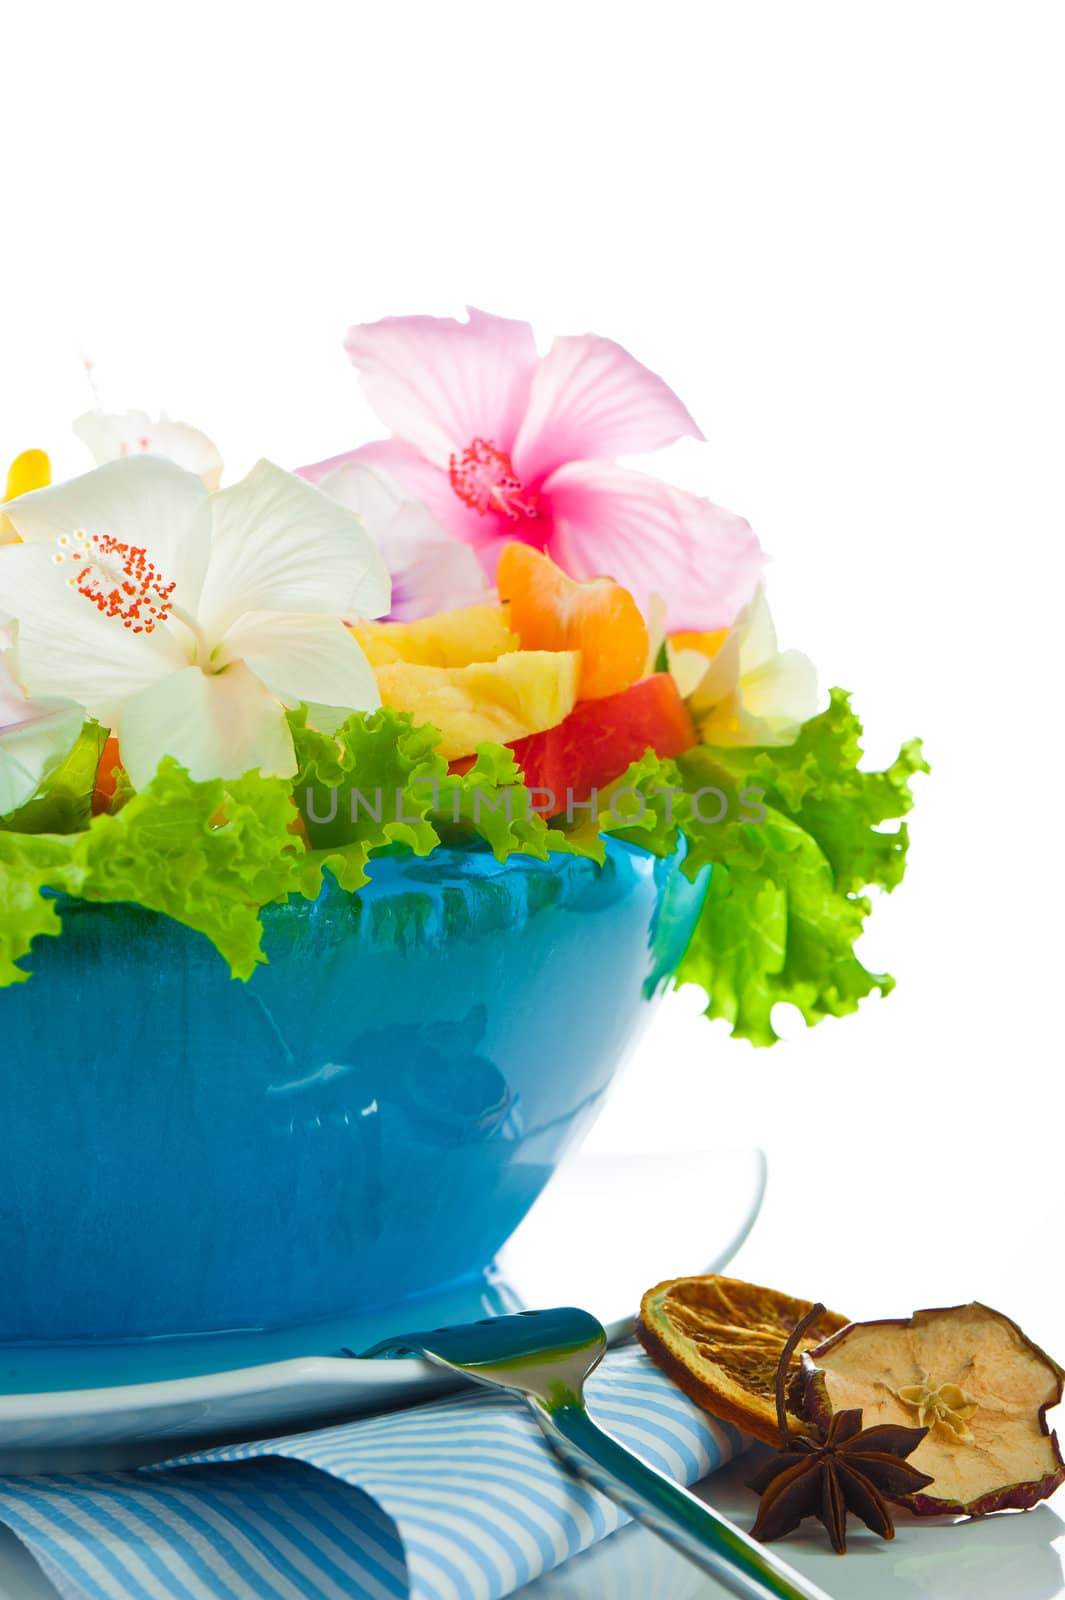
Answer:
[
  {"xmin": 75, "ymin": 409, "xmax": 224, "ymax": 490},
  {"xmin": 673, "ymin": 587, "xmax": 819, "ymax": 747},
  {"xmin": 0, "ymin": 455, "xmax": 390, "ymax": 789}
]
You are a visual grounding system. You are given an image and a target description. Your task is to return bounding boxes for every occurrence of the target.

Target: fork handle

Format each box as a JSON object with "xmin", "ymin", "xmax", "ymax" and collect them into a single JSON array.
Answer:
[{"xmin": 531, "ymin": 1399, "xmax": 832, "ymax": 1600}]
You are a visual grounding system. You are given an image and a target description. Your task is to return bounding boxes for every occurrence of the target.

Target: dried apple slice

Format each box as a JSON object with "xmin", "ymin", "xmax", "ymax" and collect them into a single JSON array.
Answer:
[
  {"xmin": 801, "ymin": 1303, "xmax": 1065, "ymax": 1515},
  {"xmin": 637, "ymin": 1274, "xmax": 849, "ymax": 1444}
]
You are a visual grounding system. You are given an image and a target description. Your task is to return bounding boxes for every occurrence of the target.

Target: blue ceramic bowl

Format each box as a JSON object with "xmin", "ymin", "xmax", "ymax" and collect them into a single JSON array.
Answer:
[{"xmin": 0, "ymin": 841, "xmax": 707, "ymax": 1361}]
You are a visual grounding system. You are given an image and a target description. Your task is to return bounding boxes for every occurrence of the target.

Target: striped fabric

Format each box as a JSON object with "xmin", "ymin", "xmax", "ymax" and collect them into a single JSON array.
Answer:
[{"xmin": 0, "ymin": 1346, "xmax": 742, "ymax": 1600}]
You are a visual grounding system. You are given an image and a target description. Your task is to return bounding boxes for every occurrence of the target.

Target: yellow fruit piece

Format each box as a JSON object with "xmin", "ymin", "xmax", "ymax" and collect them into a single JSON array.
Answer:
[
  {"xmin": 2, "ymin": 449, "xmax": 52, "ymax": 543},
  {"xmin": 376, "ymin": 650, "xmax": 580, "ymax": 760},
  {"xmin": 4, "ymin": 449, "xmax": 51, "ymax": 502},
  {"xmin": 670, "ymin": 627, "xmax": 729, "ymax": 657},
  {"xmin": 352, "ymin": 604, "xmax": 518, "ymax": 669}
]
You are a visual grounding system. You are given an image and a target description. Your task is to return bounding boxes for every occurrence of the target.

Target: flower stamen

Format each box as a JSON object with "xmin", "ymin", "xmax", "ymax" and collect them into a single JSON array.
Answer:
[
  {"xmin": 53, "ymin": 529, "xmax": 176, "ymax": 635},
  {"xmin": 448, "ymin": 438, "xmax": 541, "ymax": 521}
]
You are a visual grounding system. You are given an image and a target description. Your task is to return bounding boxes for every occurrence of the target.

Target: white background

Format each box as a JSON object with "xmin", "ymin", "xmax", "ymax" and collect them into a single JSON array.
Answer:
[{"xmin": 3, "ymin": 0, "xmax": 1063, "ymax": 1456}]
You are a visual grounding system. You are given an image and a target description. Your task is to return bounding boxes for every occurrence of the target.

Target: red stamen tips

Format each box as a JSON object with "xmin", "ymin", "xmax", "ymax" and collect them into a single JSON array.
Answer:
[
  {"xmin": 448, "ymin": 438, "xmax": 541, "ymax": 521},
  {"xmin": 54, "ymin": 529, "xmax": 176, "ymax": 634}
]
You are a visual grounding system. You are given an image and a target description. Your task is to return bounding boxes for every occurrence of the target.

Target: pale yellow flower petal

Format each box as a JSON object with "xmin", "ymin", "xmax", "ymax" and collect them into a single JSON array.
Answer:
[
  {"xmin": 117, "ymin": 662, "xmax": 295, "ymax": 789},
  {"xmin": 667, "ymin": 642, "xmax": 715, "ymax": 701},
  {"xmin": 220, "ymin": 611, "xmax": 381, "ymax": 721}
]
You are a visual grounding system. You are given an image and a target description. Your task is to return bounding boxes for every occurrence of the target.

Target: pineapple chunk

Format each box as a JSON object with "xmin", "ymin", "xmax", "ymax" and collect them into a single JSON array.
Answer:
[
  {"xmin": 352, "ymin": 604, "xmax": 518, "ymax": 668},
  {"xmin": 376, "ymin": 651, "xmax": 581, "ymax": 760}
]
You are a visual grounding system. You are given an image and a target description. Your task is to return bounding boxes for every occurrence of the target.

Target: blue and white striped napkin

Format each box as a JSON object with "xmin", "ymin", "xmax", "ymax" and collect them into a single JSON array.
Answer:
[{"xmin": 0, "ymin": 1346, "xmax": 742, "ymax": 1600}]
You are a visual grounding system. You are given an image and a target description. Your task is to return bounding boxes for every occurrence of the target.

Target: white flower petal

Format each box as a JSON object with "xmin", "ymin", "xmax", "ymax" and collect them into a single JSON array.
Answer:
[
  {"xmin": 688, "ymin": 629, "xmax": 742, "ymax": 711},
  {"xmin": 220, "ymin": 611, "xmax": 380, "ymax": 718},
  {"xmin": 0, "ymin": 647, "xmax": 26, "ymax": 722},
  {"xmin": 321, "ymin": 461, "xmax": 446, "ymax": 566},
  {"xmin": 642, "ymin": 591, "xmax": 669, "ymax": 676},
  {"xmin": 117, "ymin": 662, "xmax": 296, "ymax": 789},
  {"xmin": 320, "ymin": 462, "xmax": 488, "ymax": 620},
  {"xmin": 0, "ymin": 699, "xmax": 83, "ymax": 813},
  {"xmin": 319, "ymin": 460, "xmax": 408, "ymax": 530},
  {"xmin": 74, "ymin": 410, "xmax": 224, "ymax": 491},
  {"xmin": 668, "ymin": 644, "xmax": 715, "ymax": 701},
  {"xmin": 3, "ymin": 456, "xmax": 212, "ymax": 609},
  {"xmin": 196, "ymin": 461, "xmax": 391, "ymax": 637},
  {"xmin": 735, "ymin": 587, "xmax": 780, "ymax": 673},
  {"xmin": 742, "ymin": 649, "xmax": 820, "ymax": 736},
  {"xmin": 685, "ymin": 587, "xmax": 819, "ymax": 747},
  {"xmin": 0, "ymin": 543, "xmax": 186, "ymax": 727}
]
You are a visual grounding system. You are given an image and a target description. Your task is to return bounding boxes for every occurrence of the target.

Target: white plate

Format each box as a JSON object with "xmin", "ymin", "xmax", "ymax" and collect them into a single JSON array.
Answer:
[
  {"xmin": 0, "ymin": 1146, "xmax": 765, "ymax": 1473},
  {"xmin": 518, "ymin": 1452, "xmax": 1065, "ymax": 1600}
]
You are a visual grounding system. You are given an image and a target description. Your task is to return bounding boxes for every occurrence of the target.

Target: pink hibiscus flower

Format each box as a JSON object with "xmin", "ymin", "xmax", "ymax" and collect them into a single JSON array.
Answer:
[{"xmin": 300, "ymin": 308, "xmax": 763, "ymax": 630}]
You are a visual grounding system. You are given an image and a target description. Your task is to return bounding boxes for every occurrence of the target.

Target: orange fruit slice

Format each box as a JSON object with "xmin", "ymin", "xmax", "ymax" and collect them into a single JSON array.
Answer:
[
  {"xmin": 92, "ymin": 735, "xmax": 123, "ymax": 815},
  {"xmin": 637, "ymin": 1273, "xmax": 849, "ymax": 1443},
  {"xmin": 496, "ymin": 541, "xmax": 649, "ymax": 701}
]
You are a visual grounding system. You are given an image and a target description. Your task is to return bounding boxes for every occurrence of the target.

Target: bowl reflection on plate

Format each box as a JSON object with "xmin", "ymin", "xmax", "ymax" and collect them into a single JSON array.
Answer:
[{"xmin": 0, "ymin": 841, "xmax": 709, "ymax": 1356}]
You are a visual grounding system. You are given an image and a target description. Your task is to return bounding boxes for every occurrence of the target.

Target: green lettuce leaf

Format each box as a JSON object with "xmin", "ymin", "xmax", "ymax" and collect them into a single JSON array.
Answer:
[
  {"xmin": 0, "ymin": 722, "xmax": 107, "ymax": 836},
  {"xmin": 0, "ymin": 833, "xmax": 69, "ymax": 985},
  {"xmin": 437, "ymin": 742, "xmax": 578, "ymax": 862},
  {"xmin": 707, "ymin": 688, "xmax": 929, "ymax": 894},
  {"xmin": 0, "ymin": 694, "xmax": 926, "ymax": 1045},
  {"xmin": 673, "ymin": 690, "xmax": 928, "ymax": 1045},
  {"xmin": 291, "ymin": 707, "xmax": 445, "ymax": 896},
  {"xmin": 292, "ymin": 707, "xmax": 602, "ymax": 877},
  {"xmin": 0, "ymin": 759, "xmax": 302, "ymax": 984}
]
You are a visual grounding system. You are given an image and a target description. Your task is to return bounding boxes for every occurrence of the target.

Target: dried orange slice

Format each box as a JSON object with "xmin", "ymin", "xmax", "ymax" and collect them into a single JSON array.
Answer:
[
  {"xmin": 637, "ymin": 1274, "xmax": 849, "ymax": 1444},
  {"xmin": 496, "ymin": 541, "xmax": 648, "ymax": 701}
]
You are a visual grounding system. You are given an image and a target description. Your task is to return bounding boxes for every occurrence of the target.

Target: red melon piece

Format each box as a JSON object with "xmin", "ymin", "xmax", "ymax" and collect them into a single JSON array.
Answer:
[{"xmin": 508, "ymin": 674, "xmax": 696, "ymax": 807}]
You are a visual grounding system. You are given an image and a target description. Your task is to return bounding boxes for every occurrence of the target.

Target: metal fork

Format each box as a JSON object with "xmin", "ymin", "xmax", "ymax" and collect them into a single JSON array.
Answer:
[{"xmin": 364, "ymin": 1306, "xmax": 831, "ymax": 1600}]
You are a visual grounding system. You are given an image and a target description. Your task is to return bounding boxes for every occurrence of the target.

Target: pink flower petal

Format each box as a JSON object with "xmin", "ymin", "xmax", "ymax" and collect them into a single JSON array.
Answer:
[
  {"xmin": 343, "ymin": 307, "xmax": 539, "ymax": 468},
  {"xmin": 388, "ymin": 538, "xmax": 492, "ymax": 621},
  {"xmin": 301, "ymin": 440, "xmax": 494, "ymax": 550},
  {"xmin": 315, "ymin": 459, "xmax": 491, "ymax": 621},
  {"xmin": 296, "ymin": 450, "xmax": 358, "ymax": 487},
  {"xmin": 512, "ymin": 335, "xmax": 704, "ymax": 485},
  {"xmin": 545, "ymin": 461, "xmax": 764, "ymax": 631}
]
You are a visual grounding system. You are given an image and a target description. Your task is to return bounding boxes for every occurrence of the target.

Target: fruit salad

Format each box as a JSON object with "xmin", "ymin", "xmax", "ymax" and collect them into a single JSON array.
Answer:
[{"xmin": 0, "ymin": 309, "xmax": 927, "ymax": 1044}]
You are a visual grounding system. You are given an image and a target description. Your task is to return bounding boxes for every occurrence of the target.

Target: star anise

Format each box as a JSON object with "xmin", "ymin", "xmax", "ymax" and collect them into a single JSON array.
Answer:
[{"xmin": 747, "ymin": 1303, "xmax": 935, "ymax": 1553}]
